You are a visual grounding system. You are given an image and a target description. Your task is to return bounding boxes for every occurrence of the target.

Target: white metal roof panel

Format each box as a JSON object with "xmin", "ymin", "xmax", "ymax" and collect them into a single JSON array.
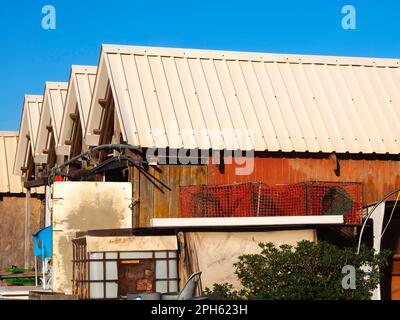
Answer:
[
  {"xmin": 86, "ymin": 45, "xmax": 400, "ymax": 154},
  {"xmin": 0, "ymin": 132, "xmax": 24, "ymax": 193},
  {"xmin": 35, "ymin": 82, "xmax": 68, "ymax": 163},
  {"xmin": 57, "ymin": 66, "xmax": 97, "ymax": 155},
  {"xmin": 14, "ymin": 95, "xmax": 43, "ymax": 176}
]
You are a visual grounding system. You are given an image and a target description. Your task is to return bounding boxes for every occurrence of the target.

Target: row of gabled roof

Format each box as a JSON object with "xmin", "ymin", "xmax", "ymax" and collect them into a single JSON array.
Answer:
[
  {"xmin": 14, "ymin": 66, "xmax": 97, "ymax": 176},
  {"xmin": 13, "ymin": 44, "xmax": 400, "ymax": 178}
]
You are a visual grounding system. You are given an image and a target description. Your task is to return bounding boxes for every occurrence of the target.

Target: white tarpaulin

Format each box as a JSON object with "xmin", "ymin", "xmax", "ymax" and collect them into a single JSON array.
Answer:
[{"xmin": 184, "ymin": 229, "xmax": 317, "ymax": 289}]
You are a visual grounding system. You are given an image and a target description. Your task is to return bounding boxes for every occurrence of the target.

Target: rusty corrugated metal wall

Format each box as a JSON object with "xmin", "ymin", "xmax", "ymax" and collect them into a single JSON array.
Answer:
[
  {"xmin": 131, "ymin": 164, "xmax": 208, "ymax": 227},
  {"xmin": 208, "ymin": 154, "xmax": 400, "ymax": 205},
  {"xmin": 0, "ymin": 196, "xmax": 42, "ymax": 269}
]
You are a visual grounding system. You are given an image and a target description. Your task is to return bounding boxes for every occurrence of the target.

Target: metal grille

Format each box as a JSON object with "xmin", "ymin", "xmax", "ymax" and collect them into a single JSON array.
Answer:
[
  {"xmin": 179, "ymin": 181, "xmax": 362, "ymax": 224},
  {"xmin": 72, "ymin": 238, "xmax": 179, "ymax": 300}
]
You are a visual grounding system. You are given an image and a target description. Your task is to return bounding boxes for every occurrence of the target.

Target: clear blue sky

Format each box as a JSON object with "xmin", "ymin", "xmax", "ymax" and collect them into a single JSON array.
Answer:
[{"xmin": 0, "ymin": 0, "xmax": 399, "ymax": 130}]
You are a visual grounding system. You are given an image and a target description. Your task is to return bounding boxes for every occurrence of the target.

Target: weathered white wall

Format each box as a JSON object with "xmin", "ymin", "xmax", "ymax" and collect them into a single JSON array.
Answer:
[
  {"xmin": 185, "ymin": 230, "xmax": 317, "ymax": 290},
  {"xmin": 45, "ymin": 186, "xmax": 52, "ymax": 227},
  {"xmin": 52, "ymin": 182, "xmax": 132, "ymax": 294},
  {"xmin": 85, "ymin": 235, "xmax": 177, "ymax": 252}
]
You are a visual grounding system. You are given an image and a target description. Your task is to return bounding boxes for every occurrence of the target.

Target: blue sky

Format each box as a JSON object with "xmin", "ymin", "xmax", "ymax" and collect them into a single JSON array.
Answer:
[{"xmin": 0, "ymin": 0, "xmax": 399, "ymax": 130}]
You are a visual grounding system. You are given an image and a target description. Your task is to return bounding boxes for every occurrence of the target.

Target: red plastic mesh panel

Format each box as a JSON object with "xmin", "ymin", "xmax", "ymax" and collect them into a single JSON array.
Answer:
[
  {"xmin": 253, "ymin": 183, "xmax": 306, "ymax": 217},
  {"xmin": 305, "ymin": 182, "xmax": 362, "ymax": 225},
  {"xmin": 179, "ymin": 181, "xmax": 362, "ymax": 224},
  {"xmin": 180, "ymin": 183, "xmax": 253, "ymax": 218}
]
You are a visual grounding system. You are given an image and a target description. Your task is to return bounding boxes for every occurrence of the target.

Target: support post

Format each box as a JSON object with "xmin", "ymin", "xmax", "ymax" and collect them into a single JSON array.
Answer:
[
  {"xmin": 42, "ymin": 259, "xmax": 46, "ymax": 290},
  {"xmin": 35, "ymin": 256, "xmax": 38, "ymax": 287},
  {"xmin": 24, "ymin": 189, "xmax": 31, "ymax": 269},
  {"xmin": 370, "ymin": 202, "xmax": 386, "ymax": 301}
]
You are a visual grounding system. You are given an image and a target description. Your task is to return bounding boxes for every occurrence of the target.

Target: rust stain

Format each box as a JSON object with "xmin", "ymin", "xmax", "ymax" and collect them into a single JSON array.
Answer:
[
  {"xmin": 0, "ymin": 196, "xmax": 41, "ymax": 269},
  {"xmin": 208, "ymin": 155, "xmax": 400, "ymax": 205}
]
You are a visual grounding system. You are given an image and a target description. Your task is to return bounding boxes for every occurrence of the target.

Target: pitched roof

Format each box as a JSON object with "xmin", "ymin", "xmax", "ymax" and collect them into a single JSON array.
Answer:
[
  {"xmin": 14, "ymin": 95, "xmax": 43, "ymax": 176},
  {"xmin": 0, "ymin": 132, "xmax": 24, "ymax": 193},
  {"xmin": 57, "ymin": 65, "xmax": 97, "ymax": 156},
  {"xmin": 34, "ymin": 82, "xmax": 68, "ymax": 163},
  {"xmin": 86, "ymin": 44, "xmax": 400, "ymax": 154}
]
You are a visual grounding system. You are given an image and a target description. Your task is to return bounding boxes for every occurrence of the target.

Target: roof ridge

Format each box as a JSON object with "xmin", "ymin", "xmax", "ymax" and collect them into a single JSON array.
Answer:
[{"xmin": 101, "ymin": 44, "xmax": 400, "ymax": 67}]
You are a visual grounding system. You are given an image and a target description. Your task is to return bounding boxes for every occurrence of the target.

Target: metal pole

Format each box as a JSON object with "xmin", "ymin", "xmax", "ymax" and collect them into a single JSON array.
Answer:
[
  {"xmin": 42, "ymin": 259, "xmax": 46, "ymax": 290},
  {"xmin": 35, "ymin": 256, "xmax": 38, "ymax": 287},
  {"xmin": 24, "ymin": 189, "xmax": 31, "ymax": 269}
]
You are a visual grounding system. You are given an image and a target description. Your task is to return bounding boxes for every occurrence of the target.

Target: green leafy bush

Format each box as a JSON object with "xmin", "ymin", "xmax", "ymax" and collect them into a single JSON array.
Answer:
[
  {"xmin": 4, "ymin": 278, "xmax": 35, "ymax": 286},
  {"xmin": 4, "ymin": 266, "xmax": 32, "ymax": 274},
  {"xmin": 205, "ymin": 240, "xmax": 391, "ymax": 300}
]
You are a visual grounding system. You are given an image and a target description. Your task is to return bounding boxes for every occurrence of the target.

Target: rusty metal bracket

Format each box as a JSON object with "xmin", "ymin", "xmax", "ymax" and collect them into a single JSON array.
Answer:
[{"xmin": 129, "ymin": 197, "xmax": 140, "ymax": 209}]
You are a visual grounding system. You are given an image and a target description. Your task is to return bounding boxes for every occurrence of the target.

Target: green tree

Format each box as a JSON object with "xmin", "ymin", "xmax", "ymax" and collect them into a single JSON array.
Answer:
[{"xmin": 206, "ymin": 240, "xmax": 390, "ymax": 300}]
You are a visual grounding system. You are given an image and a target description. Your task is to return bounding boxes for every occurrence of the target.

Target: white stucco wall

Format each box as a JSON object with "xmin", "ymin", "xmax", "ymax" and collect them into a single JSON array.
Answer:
[{"xmin": 52, "ymin": 181, "xmax": 132, "ymax": 294}]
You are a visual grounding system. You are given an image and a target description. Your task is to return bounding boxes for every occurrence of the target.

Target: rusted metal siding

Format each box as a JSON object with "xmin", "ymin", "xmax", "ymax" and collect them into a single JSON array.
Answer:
[
  {"xmin": 208, "ymin": 154, "xmax": 400, "ymax": 205},
  {"xmin": 0, "ymin": 196, "xmax": 42, "ymax": 269},
  {"xmin": 131, "ymin": 164, "xmax": 208, "ymax": 227},
  {"xmin": 86, "ymin": 45, "xmax": 400, "ymax": 154}
]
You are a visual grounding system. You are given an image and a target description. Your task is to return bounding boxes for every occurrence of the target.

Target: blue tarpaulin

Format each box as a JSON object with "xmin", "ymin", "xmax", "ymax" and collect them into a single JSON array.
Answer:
[{"xmin": 33, "ymin": 226, "xmax": 52, "ymax": 259}]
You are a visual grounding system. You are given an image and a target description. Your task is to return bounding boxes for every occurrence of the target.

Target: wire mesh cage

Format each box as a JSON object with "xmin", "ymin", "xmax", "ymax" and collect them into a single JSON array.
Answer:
[
  {"xmin": 180, "ymin": 183, "xmax": 253, "ymax": 218},
  {"xmin": 254, "ymin": 183, "xmax": 307, "ymax": 217},
  {"xmin": 179, "ymin": 181, "xmax": 362, "ymax": 224},
  {"xmin": 305, "ymin": 181, "xmax": 362, "ymax": 224}
]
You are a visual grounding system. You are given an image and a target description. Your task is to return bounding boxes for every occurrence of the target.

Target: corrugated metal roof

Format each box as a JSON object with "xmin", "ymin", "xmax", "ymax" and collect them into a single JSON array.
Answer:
[
  {"xmin": 14, "ymin": 95, "xmax": 43, "ymax": 176},
  {"xmin": 35, "ymin": 82, "xmax": 68, "ymax": 163},
  {"xmin": 85, "ymin": 45, "xmax": 400, "ymax": 154},
  {"xmin": 0, "ymin": 132, "xmax": 24, "ymax": 193},
  {"xmin": 57, "ymin": 65, "xmax": 97, "ymax": 156}
]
